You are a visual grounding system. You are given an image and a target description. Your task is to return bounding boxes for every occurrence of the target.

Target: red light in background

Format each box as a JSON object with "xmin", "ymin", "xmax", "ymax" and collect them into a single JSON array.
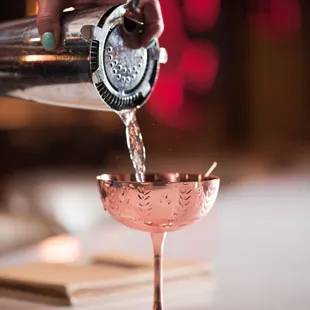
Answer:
[
  {"xmin": 150, "ymin": 94, "xmax": 206, "ymax": 131},
  {"xmin": 147, "ymin": 0, "xmax": 220, "ymax": 130},
  {"xmin": 148, "ymin": 68, "xmax": 184, "ymax": 120},
  {"xmin": 183, "ymin": 0, "xmax": 221, "ymax": 33},
  {"xmin": 167, "ymin": 100, "xmax": 205, "ymax": 130},
  {"xmin": 158, "ymin": 0, "xmax": 189, "ymax": 70},
  {"xmin": 182, "ymin": 41, "xmax": 219, "ymax": 94},
  {"xmin": 248, "ymin": 0, "xmax": 301, "ymax": 41},
  {"xmin": 147, "ymin": 0, "xmax": 186, "ymax": 123}
]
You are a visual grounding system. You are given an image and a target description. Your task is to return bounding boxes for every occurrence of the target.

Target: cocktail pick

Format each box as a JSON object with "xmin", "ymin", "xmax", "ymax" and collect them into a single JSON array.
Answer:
[{"xmin": 204, "ymin": 162, "xmax": 218, "ymax": 178}]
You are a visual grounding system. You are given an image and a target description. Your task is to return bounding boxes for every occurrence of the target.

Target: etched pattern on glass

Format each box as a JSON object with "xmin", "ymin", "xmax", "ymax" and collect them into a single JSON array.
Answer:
[
  {"xmin": 137, "ymin": 185, "xmax": 152, "ymax": 216},
  {"xmin": 179, "ymin": 186, "xmax": 192, "ymax": 217},
  {"xmin": 98, "ymin": 174, "xmax": 220, "ymax": 233}
]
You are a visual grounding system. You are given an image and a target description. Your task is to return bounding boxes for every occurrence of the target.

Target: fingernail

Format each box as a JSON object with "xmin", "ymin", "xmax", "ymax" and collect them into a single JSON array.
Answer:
[
  {"xmin": 145, "ymin": 39, "xmax": 156, "ymax": 49},
  {"xmin": 42, "ymin": 32, "xmax": 56, "ymax": 51}
]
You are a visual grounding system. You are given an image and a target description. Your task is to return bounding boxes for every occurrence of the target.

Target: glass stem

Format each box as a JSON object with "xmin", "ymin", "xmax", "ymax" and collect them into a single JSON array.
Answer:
[{"xmin": 151, "ymin": 232, "xmax": 166, "ymax": 310}]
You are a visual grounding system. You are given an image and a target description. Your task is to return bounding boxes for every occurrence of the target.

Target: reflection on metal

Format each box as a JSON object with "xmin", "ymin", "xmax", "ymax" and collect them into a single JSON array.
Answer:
[
  {"xmin": 63, "ymin": 7, "xmax": 75, "ymax": 13},
  {"xmin": 0, "ymin": 3, "xmax": 167, "ymax": 112},
  {"xmin": 20, "ymin": 55, "xmax": 85, "ymax": 62}
]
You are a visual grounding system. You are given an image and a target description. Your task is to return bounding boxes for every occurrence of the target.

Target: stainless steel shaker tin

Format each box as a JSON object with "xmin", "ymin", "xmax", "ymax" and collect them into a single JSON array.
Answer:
[{"xmin": 0, "ymin": 4, "xmax": 167, "ymax": 112}]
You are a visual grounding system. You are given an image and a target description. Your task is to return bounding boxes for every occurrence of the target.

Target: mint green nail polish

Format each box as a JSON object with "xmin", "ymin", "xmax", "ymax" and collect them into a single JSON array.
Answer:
[
  {"xmin": 145, "ymin": 39, "xmax": 156, "ymax": 49},
  {"xmin": 42, "ymin": 32, "xmax": 55, "ymax": 50}
]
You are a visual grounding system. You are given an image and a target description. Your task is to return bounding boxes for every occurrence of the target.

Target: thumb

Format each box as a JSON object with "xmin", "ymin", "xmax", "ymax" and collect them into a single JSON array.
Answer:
[
  {"xmin": 141, "ymin": 0, "xmax": 164, "ymax": 48},
  {"xmin": 37, "ymin": 0, "xmax": 65, "ymax": 51}
]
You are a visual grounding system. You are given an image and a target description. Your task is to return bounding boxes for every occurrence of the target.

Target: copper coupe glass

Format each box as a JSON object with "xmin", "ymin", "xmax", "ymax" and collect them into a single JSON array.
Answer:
[{"xmin": 97, "ymin": 173, "xmax": 220, "ymax": 310}]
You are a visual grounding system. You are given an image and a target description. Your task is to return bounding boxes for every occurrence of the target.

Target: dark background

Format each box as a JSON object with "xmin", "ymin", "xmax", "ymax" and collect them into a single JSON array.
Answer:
[
  {"xmin": 0, "ymin": 0, "xmax": 309, "ymax": 176},
  {"xmin": 0, "ymin": 0, "xmax": 309, "ymax": 250}
]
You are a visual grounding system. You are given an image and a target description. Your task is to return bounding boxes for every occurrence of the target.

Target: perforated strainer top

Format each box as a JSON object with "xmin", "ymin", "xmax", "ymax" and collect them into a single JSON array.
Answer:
[
  {"xmin": 104, "ymin": 26, "xmax": 148, "ymax": 93},
  {"xmin": 85, "ymin": 5, "xmax": 167, "ymax": 111}
]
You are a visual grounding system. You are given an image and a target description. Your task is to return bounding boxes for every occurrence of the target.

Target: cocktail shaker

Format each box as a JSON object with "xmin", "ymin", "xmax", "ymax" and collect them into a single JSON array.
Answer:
[{"xmin": 0, "ymin": 2, "xmax": 167, "ymax": 112}]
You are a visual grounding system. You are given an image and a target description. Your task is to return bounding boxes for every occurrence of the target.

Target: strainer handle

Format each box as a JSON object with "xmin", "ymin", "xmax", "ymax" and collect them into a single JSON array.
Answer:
[
  {"xmin": 126, "ymin": 0, "xmax": 140, "ymax": 12},
  {"xmin": 124, "ymin": 0, "xmax": 144, "ymax": 26}
]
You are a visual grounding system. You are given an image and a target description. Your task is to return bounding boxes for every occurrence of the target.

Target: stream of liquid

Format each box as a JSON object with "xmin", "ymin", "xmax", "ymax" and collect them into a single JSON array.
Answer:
[
  {"xmin": 119, "ymin": 109, "xmax": 166, "ymax": 310},
  {"xmin": 119, "ymin": 109, "xmax": 165, "ymax": 310},
  {"xmin": 119, "ymin": 109, "xmax": 146, "ymax": 182}
]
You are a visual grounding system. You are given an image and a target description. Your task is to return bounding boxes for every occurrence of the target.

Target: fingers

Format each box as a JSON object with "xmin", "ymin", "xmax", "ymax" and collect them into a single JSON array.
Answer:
[
  {"xmin": 37, "ymin": 0, "xmax": 67, "ymax": 50},
  {"xmin": 37, "ymin": 0, "xmax": 165, "ymax": 51},
  {"xmin": 37, "ymin": 0, "xmax": 124, "ymax": 50},
  {"xmin": 141, "ymin": 0, "xmax": 164, "ymax": 47}
]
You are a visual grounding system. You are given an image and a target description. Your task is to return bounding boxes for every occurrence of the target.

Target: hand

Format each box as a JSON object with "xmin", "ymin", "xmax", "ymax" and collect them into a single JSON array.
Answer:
[{"xmin": 37, "ymin": 0, "xmax": 164, "ymax": 51}]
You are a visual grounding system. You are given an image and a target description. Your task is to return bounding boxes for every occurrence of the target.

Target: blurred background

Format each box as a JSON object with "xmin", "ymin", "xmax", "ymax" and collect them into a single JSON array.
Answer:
[{"xmin": 0, "ymin": 1, "xmax": 309, "ymax": 308}]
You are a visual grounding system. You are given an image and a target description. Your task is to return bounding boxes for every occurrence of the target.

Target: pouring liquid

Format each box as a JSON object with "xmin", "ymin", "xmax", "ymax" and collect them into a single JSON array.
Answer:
[{"xmin": 119, "ymin": 109, "xmax": 146, "ymax": 182}]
